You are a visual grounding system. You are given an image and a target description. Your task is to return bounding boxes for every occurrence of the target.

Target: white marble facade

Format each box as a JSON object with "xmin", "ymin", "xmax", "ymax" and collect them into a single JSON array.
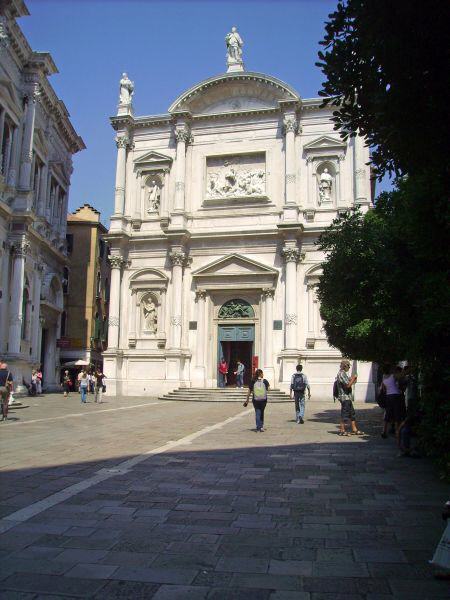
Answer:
[
  {"xmin": 0, "ymin": 2, "xmax": 84, "ymax": 390},
  {"xmin": 105, "ymin": 29, "xmax": 375, "ymax": 400}
]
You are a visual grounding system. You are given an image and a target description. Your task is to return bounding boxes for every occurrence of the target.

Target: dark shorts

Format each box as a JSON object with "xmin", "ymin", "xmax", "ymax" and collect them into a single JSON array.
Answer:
[
  {"xmin": 340, "ymin": 399, "xmax": 356, "ymax": 421},
  {"xmin": 384, "ymin": 394, "xmax": 406, "ymax": 423}
]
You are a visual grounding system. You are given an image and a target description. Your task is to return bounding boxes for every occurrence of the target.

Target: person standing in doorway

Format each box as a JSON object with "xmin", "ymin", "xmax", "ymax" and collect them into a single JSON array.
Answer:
[
  {"xmin": 234, "ymin": 359, "xmax": 245, "ymax": 388},
  {"xmin": 290, "ymin": 364, "xmax": 311, "ymax": 424},
  {"xmin": 244, "ymin": 368, "xmax": 270, "ymax": 432},
  {"xmin": 218, "ymin": 358, "xmax": 228, "ymax": 388},
  {"xmin": 337, "ymin": 359, "xmax": 364, "ymax": 436},
  {"xmin": 0, "ymin": 362, "xmax": 13, "ymax": 421},
  {"xmin": 36, "ymin": 367, "xmax": 42, "ymax": 394},
  {"xmin": 78, "ymin": 369, "xmax": 88, "ymax": 403}
]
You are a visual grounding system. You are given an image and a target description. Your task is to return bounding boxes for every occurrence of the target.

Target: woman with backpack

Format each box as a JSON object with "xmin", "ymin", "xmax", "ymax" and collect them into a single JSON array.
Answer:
[{"xmin": 244, "ymin": 368, "xmax": 270, "ymax": 432}]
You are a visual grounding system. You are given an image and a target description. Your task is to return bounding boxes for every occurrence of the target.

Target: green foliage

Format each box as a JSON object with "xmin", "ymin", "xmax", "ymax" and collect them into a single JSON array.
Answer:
[
  {"xmin": 316, "ymin": 0, "xmax": 450, "ymax": 178},
  {"xmin": 316, "ymin": 0, "xmax": 450, "ymax": 474}
]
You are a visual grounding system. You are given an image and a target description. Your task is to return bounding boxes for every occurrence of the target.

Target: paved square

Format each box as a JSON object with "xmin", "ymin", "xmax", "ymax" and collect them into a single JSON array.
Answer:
[{"xmin": 0, "ymin": 393, "xmax": 448, "ymax": 598}]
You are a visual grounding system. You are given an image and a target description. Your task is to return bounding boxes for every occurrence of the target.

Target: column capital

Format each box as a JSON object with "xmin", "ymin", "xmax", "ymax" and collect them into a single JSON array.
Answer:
[
  {"xmin": 262, "ymin": 287, "xmax": 275, "ymax": 299},
  {"xmin": 12, "ymin": 237, "xmax": 31, "ymax": 258},
  {"xmin": 169, "ymin": 249, "xmax": 187, "ymax": 267},
  {"xmin": 283, "ymin": 115, "xmax": 298, "ymax": 135},
  {"xmin": 195, "ymin": 289, "xmax": 207, "ymax": 301},
  {"xmin": 115, "ymin": 135, "xmax": 130, "ymax": 149},
  {"xmin": 281, "ymin": 246, "xmax": 303, "ymax": 263},
  {"xmin": 108, "ymin": 255, "xmax": 124, "ymax": 269},
  {"xmin": 175, "ymin": 125, "xmax": 193, "ymax": 145}
]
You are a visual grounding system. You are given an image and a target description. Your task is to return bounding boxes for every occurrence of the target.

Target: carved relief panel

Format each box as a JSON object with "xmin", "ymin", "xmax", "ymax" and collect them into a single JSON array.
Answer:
[{"xmin": 205, "ymin": 153, "xmax": 266, "ymax": 202}]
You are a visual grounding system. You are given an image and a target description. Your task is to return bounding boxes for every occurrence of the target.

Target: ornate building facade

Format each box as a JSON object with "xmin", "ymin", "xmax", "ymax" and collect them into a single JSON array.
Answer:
[
  {"xmin": 104, "ymin": 29, "xmax": 375, "ymax": 399},
  {"xmin": 0, "ymin": 1, "xmax": 84, "ymax": 390}
]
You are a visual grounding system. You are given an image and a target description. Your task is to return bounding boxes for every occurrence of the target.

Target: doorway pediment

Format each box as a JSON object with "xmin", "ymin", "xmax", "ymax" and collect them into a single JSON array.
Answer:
[{"xmin": 192, "ymin": 253, "xmax": 278, "ymax": 290}]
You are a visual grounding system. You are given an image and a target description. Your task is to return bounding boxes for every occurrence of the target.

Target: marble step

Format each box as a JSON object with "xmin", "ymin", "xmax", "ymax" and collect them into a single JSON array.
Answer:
[{"xmin": 159, "ymin": 388, "xmax": 292, "ymax": 403}]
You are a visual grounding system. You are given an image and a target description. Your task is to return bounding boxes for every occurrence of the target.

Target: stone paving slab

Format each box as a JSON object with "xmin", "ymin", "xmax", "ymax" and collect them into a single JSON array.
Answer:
[{"xmin": 0, "ymin": 393, "xmax": 448, "ymax": 598}]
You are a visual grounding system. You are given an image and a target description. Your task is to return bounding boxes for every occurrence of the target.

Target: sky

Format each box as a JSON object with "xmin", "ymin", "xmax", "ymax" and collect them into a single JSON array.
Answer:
[{"xmin": 22, "ymin": 0, "xmax": 391, "ymax": 224}]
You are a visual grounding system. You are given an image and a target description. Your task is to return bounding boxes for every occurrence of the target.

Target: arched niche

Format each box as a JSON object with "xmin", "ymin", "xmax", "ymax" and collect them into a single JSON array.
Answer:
[
  {"xmin": 304, "ymin": 264, "xmax": 325, "ymax": 345},
  {"xmin": 315, "ymin": 161, "xmax": 336, "ymax": 206},
  {"xmin": 144, "ymin": 172, "xmax": 163, "ymax": 215},
  {"xmin": 128, "ymin": 268, "xmax": 168, "ymax": 346},
  {"xmin": 139, "ymin": 291, "xmax": 159, "ymax": 335}
]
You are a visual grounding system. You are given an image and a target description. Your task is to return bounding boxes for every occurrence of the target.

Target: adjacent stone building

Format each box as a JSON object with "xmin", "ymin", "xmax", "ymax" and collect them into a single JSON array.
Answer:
[
  {"xmin": 104, "ymin": 28, "xmax": 375, "ymax": 399},
  {"xmin": 0, "ymin": 1, "xmax": 84, "ymax": 390},
  {"xmin": 60, "ymin": 204, "xmax": 110, "ymax": 369}
]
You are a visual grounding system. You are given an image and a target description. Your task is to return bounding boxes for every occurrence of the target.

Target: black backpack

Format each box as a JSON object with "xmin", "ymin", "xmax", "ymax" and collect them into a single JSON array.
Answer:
[
  {"xmin": 292, "ymin": 373, "xmax": 306, "ymax": 393},
  {"xmin": 333, "ymin": 379, "xmax": 339, "ymax": 401}
]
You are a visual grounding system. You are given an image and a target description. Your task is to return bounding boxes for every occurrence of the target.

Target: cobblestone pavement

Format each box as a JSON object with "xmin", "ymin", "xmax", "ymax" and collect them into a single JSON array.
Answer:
[{"xmin": 0, "ymin": 392, "xmax": 448, "ymax": 599}]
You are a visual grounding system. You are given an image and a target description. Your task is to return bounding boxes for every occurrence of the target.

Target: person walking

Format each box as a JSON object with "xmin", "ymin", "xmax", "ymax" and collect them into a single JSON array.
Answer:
[
  {"xmin": 234, "ymin": 359, "xmax": 245, "ymax": 388},
  {"xmin": 218, "ymin": 358, "xmax": 228, "ymax": 388},
  {"xmin": 244, "ymin": 368, "xmax": 270, "ymax": 432},
  {"xmin": 62, "ymin": 370, "xmax": 72, "ymax": 397},
  {"xmin": 290, "ymin": 364, "xmax": 311, "ymax": 424},
  {"xmin": 94, "ymin": 369, "xmax": 104, "ymax": 403},
  {"xmin": 336, "ymin": 359, "xmax": 364, "ymax": 436},
  {"xmin": 380, "ymin": 364, "xmax": 407, "ymax": 438},
  {"xmin": 78, "ymin": 369, "xmax": 89, "ymax": 403},
  {"xmin": 0, "ymin": 361, "xmax": 13, "ymax": 421}
]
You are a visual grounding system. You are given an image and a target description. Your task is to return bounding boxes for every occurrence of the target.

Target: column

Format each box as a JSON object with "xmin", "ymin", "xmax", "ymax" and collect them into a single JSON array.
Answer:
[
  {"xmin": 114, "ymin": 135, "xmax": 129, "ymax": 214},
  {"xmin": 195, "ymin": 289, "xmax": 206, "ymax": 367},
  {"xmin": 8, "ymin": 238, "xmax": 30, "ymax": 353},
  {"xmin": 354, "ymin": 133, "xmax": 367, "ymax": 204},
  {"xmin": 283, "ymin": 114, "xmax": 298, "ymax": 205},
  {"xmin": 282, "ymin": 245, "xmax": 302, "ymax": 350},
  {"xmin": 107, "ymin": 256, "xmax": 123, "ymax": 349},
  {"xmin": 0, "ymin": 108, "xmax": 6, "ymax": 164},
  {"xmin": 169, "ymin": 249, "xmax": 186, "ymax": 349},
  {"xmin": 0, "ymin": 243, "xmax": 11, "ymax": 351},
  {"xmin": 262, "ymin": 288, "xmax": 275, "ymax": 369},
  {"xmin": 7, "ymin": 126, "xmax": 20, "ymax": 187},
  {"xmin": 18, "ymin": 84, "xmax": 38, "ymax": 190},
  {"xmin": 307, "ymin": 284, "xmax": 315, "ymax": 335},
  {"xmin": 31, "ymin": 265, "xmax": 43, "ymax": 361},
  {"xmin": 173, "ymin": 124, "xmax": 191, "ymax": 212}
]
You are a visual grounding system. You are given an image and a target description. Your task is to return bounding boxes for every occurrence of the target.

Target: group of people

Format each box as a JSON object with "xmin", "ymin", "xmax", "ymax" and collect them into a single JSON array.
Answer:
[
  {"xmin": 61, "ymin": 368, "xmax": 106, "ymax": 404},
  {"xmin": 218, "ymin": 358, "xmax": 246, "ymax": 388}
]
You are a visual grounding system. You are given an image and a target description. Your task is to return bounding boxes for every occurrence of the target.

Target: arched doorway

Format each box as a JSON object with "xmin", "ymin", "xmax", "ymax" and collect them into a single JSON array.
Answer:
[{"xmin": 218, "ymin": 299, "xmax": 255, "ymax": 386}]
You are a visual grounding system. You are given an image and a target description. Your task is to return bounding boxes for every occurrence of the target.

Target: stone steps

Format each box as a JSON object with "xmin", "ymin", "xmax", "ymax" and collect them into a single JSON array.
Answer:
[{"xmin": 158, "ymin": 387, "xmax": 292, "ymax": 403}]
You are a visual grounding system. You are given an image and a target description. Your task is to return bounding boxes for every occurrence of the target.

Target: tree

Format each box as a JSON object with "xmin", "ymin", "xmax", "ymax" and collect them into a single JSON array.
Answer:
[{"xmin": 316, "ymin": 0, "xmax": 450, "ymax": 474}]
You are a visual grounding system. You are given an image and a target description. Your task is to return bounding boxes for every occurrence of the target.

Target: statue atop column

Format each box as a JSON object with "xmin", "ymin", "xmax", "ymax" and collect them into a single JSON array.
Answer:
[
  {"xmin": 226, "ymin": 26, "xmax": 244, "ymax": 72},
  {"xmin": 117, "ymin": 73, "xmax": 134, "ymax": 115}
]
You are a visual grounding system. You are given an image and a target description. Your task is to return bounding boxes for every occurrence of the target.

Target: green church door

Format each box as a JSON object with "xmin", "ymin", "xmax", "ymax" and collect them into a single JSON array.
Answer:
[{"xmin": 218, "ymin": 325, "xmax": 254, "ymax": 386}]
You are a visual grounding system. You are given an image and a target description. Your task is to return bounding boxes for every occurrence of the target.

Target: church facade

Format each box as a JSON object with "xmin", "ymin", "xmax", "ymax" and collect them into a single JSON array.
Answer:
[{"xmin": 104, "ymin": 32, "xmax": 375, "ymax": 400}]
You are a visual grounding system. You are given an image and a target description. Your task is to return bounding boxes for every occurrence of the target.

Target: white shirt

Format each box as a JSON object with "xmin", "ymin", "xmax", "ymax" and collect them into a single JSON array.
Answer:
[{"xmin": 383, "ymin": 374, "xmax": 400, "ymax": 395}]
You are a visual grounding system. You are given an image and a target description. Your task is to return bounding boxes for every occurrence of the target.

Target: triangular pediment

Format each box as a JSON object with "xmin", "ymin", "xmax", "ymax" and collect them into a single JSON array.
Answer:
[
  {"xmin": 303, "ymin": 135, "xmax": 347, "ymax": 150},
  {"xmin": 134, "ymin": 151, "xmax": 173, "ymax": 166},
  {"xmin": 193, "ymin": 253, "xmax": 278, "ymax": 278}
]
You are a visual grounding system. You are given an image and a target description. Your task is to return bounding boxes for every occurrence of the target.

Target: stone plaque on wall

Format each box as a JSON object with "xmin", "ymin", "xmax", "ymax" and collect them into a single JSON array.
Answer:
[{"xmin": 205, "ymin": 153, "xmax": 266, "ymax": 200}]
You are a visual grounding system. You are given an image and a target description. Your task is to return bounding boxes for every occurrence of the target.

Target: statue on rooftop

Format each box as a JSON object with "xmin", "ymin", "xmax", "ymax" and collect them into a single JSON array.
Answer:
[
  {"xmin": 225, "ymin": 26, "xmax": 244, "ymax": 70},
  {"xmin": 119, "ymin": 73, "xmax": 134, "ymax": 105}
]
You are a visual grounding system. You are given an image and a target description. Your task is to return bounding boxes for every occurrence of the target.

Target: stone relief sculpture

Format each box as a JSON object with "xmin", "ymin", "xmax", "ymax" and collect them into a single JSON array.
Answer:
[
  {"xmin": 119, "ymin": 73, "xmax": 134, "ymax": 105},
  {"xmin": 142, "ymin": 296, "xmax": 157, "ymax": 333},
  {"xmin": 206, "ymin": 155, "xmax": 266, "ymax": 199},
  {"xmin": 225, "ymin": 26, "xmax": 244, "ymax": 68},
  {"xmin": 318, "ymin": 167, "xmax": 333, "ymax": 204},
  {"xmin": 146, "ymin": 177, "xmax": 161, "ymax": 213},
  {"xmin": 218, "ymin": 299, "xmax": 254, "ymax": 319}
]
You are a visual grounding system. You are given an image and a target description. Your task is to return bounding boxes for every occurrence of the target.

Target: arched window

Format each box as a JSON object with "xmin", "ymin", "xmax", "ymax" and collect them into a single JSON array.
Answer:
[
  {"xmin": 218, "ymin": 299, "xmax": 254, "ymax": 319},
  {"xmin": 104, "ymin": 278, "xmax": 110, "ymax": 303},
  {"xmin": 96, "ymin": 272, "xmax": 101, "ymax": 297}
]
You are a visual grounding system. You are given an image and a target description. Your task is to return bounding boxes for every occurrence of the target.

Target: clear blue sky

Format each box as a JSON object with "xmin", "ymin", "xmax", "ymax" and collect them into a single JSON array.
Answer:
[{"xmin": 22, "ymin": 0, "xmax": 390, "ymax": 223}]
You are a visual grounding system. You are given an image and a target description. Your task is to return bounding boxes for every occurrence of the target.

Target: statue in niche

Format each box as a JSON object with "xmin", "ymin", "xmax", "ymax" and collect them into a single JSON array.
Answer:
[
  {"xmin": 142, "ymin": 296, "xmax": 157, "ymax": 333},
  {"xmin": 146, "ymin": 178, "xmax": 161, "ymax": 213},
  {"xmin": 119, "ymin": 73, "xmax": 134, "ymax": 105},
  {"xmin": 225, "ymin": 26, "xmax": 244, "ymax": 65},
  {"xmin": 318, "ymin": 167, "xmax": 333, "ymax": 204}
]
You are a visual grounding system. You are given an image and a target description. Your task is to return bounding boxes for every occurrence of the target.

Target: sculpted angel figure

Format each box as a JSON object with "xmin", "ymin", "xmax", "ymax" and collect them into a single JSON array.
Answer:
[
  {"xmin": 225, "ymin": 26, "xmax": 243, "ymax": 65},
  {"xmin": 142, "ymin": 297, "xmax": 157, "ymax": 333},
  {"xmin": 119, "ymin": 73, "xmax": 134, "ymax": 105}
]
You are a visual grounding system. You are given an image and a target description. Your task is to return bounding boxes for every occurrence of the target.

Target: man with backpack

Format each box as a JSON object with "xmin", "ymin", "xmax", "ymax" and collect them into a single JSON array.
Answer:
[{"xmin": 290, "ymin": 364, "xmax": 311, "ymax": 424}]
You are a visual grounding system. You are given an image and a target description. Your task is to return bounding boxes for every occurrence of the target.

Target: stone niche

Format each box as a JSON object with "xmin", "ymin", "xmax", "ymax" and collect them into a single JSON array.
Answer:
[{"xmin": 204, "ymin": 152, "xmax": 267, "ymax": 205}]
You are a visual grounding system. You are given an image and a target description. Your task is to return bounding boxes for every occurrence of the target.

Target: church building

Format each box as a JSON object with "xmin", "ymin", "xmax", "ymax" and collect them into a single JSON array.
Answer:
[{"xmin": 104, "ymin": 29, "xmax": 375, "ymax": 400}]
